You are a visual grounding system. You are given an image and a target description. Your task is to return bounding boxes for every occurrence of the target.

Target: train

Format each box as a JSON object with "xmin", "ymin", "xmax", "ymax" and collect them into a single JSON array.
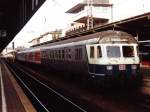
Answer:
[{"xmin": 16, "ymin": 30, "xmax": 141, "ymax": 86}]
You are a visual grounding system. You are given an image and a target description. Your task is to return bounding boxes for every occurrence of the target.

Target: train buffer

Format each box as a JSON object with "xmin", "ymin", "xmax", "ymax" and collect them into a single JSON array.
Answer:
[{"xmin": 0, "ymin": 61, "xmax": 36, "ymax": 112}]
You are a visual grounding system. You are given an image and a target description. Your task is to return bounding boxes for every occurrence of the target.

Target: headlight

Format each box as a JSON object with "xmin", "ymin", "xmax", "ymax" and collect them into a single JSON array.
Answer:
[
  {"xmin": 107, "ymin": 66, "xmax": 113, "ymax": 70},
  {"xmin": 132, "ymin": 65, "xmax": 137, "ymax": 69}
]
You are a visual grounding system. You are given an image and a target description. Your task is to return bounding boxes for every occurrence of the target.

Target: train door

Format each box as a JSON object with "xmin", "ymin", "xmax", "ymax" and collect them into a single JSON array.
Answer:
[
  {"xmin": 86, "ymin": 44, "xmax": 103, "ymax": 75},
  {"xmin": 86, "ymin": 45, "xmax": 96, "ymax": 75}
]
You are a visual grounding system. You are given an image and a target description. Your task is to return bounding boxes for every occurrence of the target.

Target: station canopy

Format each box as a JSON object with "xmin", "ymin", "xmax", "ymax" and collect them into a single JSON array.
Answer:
[
  {"xmin": 0, "ymin": 0, "xmax": 46, "ymax": 53},
  {"xmin": 66, "ymin": 12, "xmax": 150, "ymax": 42}
]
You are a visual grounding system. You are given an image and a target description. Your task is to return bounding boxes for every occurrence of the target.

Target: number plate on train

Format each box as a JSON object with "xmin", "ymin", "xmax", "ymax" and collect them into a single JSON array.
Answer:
[{"xmin": 119, "ymin": 65, "xmax": 126, "ymax": 70}]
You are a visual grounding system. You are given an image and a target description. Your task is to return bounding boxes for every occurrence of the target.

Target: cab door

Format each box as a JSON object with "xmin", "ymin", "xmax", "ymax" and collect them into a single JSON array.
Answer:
[
  {"xmin": 86, "ymin": 45, "xmax": 96, "ymax": 74},
  {"xmin": 86, "ymin": 44, "xmax": 103, "ymax": 75}
]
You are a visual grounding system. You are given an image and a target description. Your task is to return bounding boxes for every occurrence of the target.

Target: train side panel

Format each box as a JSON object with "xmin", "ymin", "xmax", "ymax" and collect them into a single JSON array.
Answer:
[{"xmin": 41, "ymin": 45, "xmax": 89, "ymax": 75}]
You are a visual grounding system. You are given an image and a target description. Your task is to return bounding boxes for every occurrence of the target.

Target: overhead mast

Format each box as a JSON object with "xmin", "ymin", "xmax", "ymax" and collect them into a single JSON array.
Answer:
[{"xmin": 87, "ymin": 0, "xmax": 93, "ymax": 30}]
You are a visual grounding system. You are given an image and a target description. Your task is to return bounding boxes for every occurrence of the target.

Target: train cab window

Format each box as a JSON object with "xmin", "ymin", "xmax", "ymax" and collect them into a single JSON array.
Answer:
[
  {"xmin": 123, "ymin": 46, "xmax": 134, "ymax": 57},
  {"xmin": 97, "ymin": 46, "xmax": 102, "ymax": 58},
  {"xmin": 107, "ymin": 46, "xmax": 121, "ymax": 57},
  {"xmin": 90, "ymin": 46, "xmax": 94, "ymax": 58}
]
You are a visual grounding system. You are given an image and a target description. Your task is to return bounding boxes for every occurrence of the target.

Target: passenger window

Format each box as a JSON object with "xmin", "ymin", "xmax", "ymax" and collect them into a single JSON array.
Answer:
[
  {"xmin": 62, "ymin": 50, "xmax": 65, "ymax": 59},
  {"xmin": 79, "ymin": 48, "xmax": 82, "ymax": 59},
  {"xmin": 52, "ymin": 50, "xmax": 54, "ymax": 59},
  {"xmin": 123, "ymin": 46, "xmax": 134, "ymax": 57},
  {"xmin": 59, "ymin": 50, "xmax": 61, "ymax": 59},
  {"xmin": 50, "ymin": 50, "xmax": 52, "ymax": 59},
  {"xmin": 97, "ymin": 46, "xmax": 102, "ymax": 58},
  {"xmin": 75, "ymin": 49, "xmax": 78, "ymax": 60},
  {"xmin": 55, "ymin": 50, "xmax": 57, "ymax": 59},
  {"xmin": 65, "ymin": 48, "xmax": 71, "ymax": 60},
  {"xmin": 90, "ymin": 46, "xmax": 94, "ymax": 58},
  {"xmin": 75, "ymin": 48, "xmax": 82, "ymax": 60}
]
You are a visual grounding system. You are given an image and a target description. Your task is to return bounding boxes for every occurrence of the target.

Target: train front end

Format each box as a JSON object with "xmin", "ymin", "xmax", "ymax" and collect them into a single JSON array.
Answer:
[{"xmin": 86, "ymin": 31, "xmax": 141, "ymax": 85}]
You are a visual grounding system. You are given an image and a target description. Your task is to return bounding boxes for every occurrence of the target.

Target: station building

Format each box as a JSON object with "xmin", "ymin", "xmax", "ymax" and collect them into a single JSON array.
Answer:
[
  {"xmin": 66, "ymin": 0, "xmax": 113, "ymax": 34},
  {"xmin": 29, "ymin": 29, "xmax": 62, "ymax": 46}
]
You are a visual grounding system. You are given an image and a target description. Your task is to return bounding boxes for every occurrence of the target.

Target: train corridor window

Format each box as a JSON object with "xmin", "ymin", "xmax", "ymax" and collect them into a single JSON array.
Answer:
[
  {"xmin": 57, "ymin": 50, "xmax": 58, "ymax": 59},
  {"xmin": 54, "ymin": 50, "xmax": 57, "ymax": 59},
  {"xmin": 42, "ymin": 51, "xmax": 45, "ymax": 58},
  {"xmin": 90, "ymin": 46, "xmax": 94, "ymax": 58},
  {"xmin": 79, "ymin": 48, "xmax": 82, "ymax": 59},
  {"xmin": 62, "ymin": 50, "xmax": 65, "ymax": 59},
  {"xmin": 123, "ymin": 46, "xmax": 134, "ymax": 57},
  {"xmin": 50, "ymin": 50, "xmax": 52, "ymax": 59},
  {"xmin": 47, "ymin": 51, "xmax": 50, "ymax": 59},
  {"xmin": 107, "ymin": 46, "xmax": 121, "ymax": 57},
  {"xmin": 52, "ymin": 50, "xmax": 54, "ymax": 58},
  {"xmin": 75, "ymin": 48, "xmax": 82, "ymax": 60},
  {"xmin": 58, "ymin": 50, "xmax": 61, "ymax": 59},
  {"xmin": 97, "ymin": 46, "xmax": 102, "ymax": 58},
  {"xmin": 75, "ymin": 49, "xmax": 78, "ymax": 60},
  {"xmin": 68, "ymin": 53, "xmax": 71, "ymax": 59},
  {"xmin": 67, "ymin": 49, "xmax": 71, "ymax": 59}
]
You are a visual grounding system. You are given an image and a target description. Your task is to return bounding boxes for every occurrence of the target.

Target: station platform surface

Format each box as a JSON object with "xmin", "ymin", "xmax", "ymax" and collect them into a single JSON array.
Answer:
[{"xmin": 0, "ymin": 61, "xmax": 36, "ymax": 112}]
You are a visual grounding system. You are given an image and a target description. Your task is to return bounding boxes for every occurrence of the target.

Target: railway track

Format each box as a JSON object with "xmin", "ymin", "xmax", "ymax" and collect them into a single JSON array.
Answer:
[
  {"xmin": 5, "ymin": 61, "xmax": 89, "ymax": 112},
  {"xmin": 4, "ymin": 60, "xmax": 150, "ymax": 112}
]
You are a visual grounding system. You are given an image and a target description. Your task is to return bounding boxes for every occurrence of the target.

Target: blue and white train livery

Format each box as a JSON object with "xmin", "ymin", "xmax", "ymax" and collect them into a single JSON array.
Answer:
[{"xmin": 16, "ymin": 30, "xmax": 141, "ymax": 85}]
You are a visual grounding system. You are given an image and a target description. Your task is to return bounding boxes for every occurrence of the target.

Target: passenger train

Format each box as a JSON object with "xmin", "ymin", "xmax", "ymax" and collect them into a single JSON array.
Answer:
[{"xmin": 16, "ymin": 30, "xmax": 141, "ymax": 85}]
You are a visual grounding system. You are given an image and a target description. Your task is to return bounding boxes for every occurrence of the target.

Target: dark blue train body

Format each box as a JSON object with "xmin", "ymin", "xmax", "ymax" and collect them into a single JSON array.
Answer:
[{"xmin": 16, "ymin": 30, "xmax": 141, "ymax": 85}]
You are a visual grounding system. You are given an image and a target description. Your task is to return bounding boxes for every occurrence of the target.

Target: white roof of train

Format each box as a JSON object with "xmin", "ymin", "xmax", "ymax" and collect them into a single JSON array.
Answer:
[{"xmin": 18, "ymin": 30, "xmax": 138, "ymax": 52}]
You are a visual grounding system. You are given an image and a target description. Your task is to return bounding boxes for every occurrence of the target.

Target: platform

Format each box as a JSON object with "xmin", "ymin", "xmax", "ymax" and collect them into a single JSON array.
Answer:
[{"xmin": 0, "ymin": 61, "xmax": 36, "ymax": 112}]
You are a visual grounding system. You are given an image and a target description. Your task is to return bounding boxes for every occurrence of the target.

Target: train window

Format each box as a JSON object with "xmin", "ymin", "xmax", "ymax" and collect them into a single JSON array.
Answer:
[
  {"xmin": 90, "ymin": 46, "xmax": 94, "ymax": 58},
  {"xmin": 75, "ymin": 48, "xmax": 82, "ymax": 60},
  {"xmin": 48, "ymin": 51, "xmax": 50, "ymax": 59},
  {"xmin": 59, "ymin": 50, "xmax": 61, "ymax": 59},
  {"xmin": 97, "ymin": 46, "xmax": 102, "ymax": 58},
  {"xmin": 42, "ymin": 51, "xmax": 45, "ymax": 58},
  {"xmin": 68, "ymin": 53, "xmax": 71, "ymax": 59},
  {"xmin": 54, "ymin": 50, "xmax": 56, "ymax": 59},
  {"xmin": 75, "ymin": 49, "xmax": 78, "ymax": 60},
  {"xmin": 57, "ymin": 50, "xmax": 59, "ymax": 59},
  {"xmin": 107, "ymin": 46, "xmax": 121, "ymax": 57},
  {"xmin": 68, "ymin": 49, "xmax": 71, "ymax": 59},
  {"xmin": 52, "ymin": 50, "xmax": 54, "ymax": 59},
  {"xmin": 123, "ymin": 46, "xmax": 134, "ymax": 57},
  {"xmin": 79, "ymin": 48, "xmax": 82, "ymax": 59},
  {"xmin": 50, "ymin": 50, "xmax": 52, "ymax": 59},
  {"xmin": 62, "ymin": 50, "xmax": 64, "ymax": 59},
  {"xmin": 65, "ymin": 48, "xmax": 71, "ymax": 60}
]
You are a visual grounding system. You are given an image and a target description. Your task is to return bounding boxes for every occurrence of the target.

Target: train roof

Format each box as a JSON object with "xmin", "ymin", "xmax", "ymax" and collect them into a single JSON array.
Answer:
[
  {"xmin": 17, "ymin": 47, "xmax": 40, "ymax": 54},
  {"xmin": 18, "ymin": 30, "xmax": 137, "ymax": 53},
  {"xmin": 97, "ymin": 30, "xmax": 138, "ymax": 44},
  {"xmin": 36, "ymin": 30, "xmax": 137, "ymax": 48}
]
